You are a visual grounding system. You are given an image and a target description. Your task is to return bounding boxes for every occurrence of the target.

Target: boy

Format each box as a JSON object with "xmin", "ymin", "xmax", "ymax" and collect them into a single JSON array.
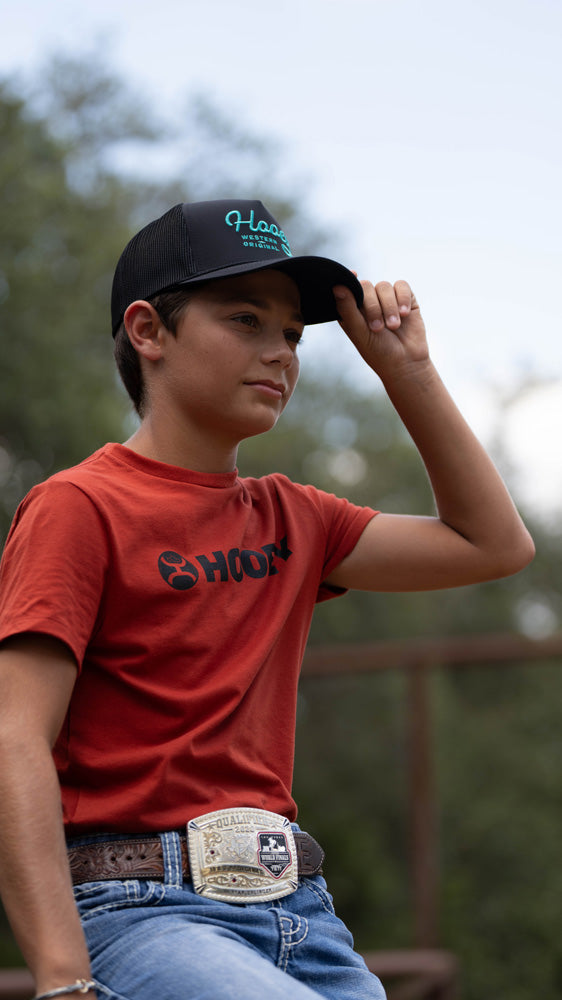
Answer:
[{"xmin": 0, "ymin": 199, "xmax": 534, "ymax": 1000}]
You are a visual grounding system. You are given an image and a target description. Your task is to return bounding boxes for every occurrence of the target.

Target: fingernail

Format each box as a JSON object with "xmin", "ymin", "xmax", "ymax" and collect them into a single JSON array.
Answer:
[
  {"xmin": 399, "ymin": 304, "xmax": 409, "ymax": 315},
  {"xmin": 369, "ymin": 319, "xmax": 384, "ymax": 331},
  {"xmin": 333, "ymin": 287, "xmax": 348, "ymax": 300}
]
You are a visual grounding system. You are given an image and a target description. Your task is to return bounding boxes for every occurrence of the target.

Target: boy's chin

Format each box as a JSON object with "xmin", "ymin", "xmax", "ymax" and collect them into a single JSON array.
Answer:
[{"xmin": 238, "ymin": 413, "xmax": 282, "ymax": 441}]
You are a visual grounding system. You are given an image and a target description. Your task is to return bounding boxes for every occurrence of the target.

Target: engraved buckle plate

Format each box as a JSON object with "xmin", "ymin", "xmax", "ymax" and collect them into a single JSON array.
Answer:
[{"xmin": 187, "ymin": 807, "xmax": 299, "ymax": 903}]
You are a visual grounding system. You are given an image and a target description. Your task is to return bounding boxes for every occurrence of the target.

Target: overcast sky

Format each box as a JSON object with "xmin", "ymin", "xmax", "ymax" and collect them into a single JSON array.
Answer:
[{"xmin": 2, "ymin": 0, "xmax": 561, "ymax": 514}]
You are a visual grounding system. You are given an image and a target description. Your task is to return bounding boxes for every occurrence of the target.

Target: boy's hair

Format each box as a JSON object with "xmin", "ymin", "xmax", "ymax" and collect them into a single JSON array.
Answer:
[{"xmin": 114, "ymin": 288, "xmax": 193, "ymax": 417}]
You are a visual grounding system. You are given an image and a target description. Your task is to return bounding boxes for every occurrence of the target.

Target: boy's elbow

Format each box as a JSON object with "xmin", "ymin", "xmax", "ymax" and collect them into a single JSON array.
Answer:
[{"xmin": 494, "ymin": 527, "xmax": 535, "ymax": 578}]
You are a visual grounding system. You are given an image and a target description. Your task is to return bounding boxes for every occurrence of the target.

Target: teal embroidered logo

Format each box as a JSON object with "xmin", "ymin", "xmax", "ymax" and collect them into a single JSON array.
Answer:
[{"xmin": 225, "ymin": 209, "xmax": 292, "ymax": 257}]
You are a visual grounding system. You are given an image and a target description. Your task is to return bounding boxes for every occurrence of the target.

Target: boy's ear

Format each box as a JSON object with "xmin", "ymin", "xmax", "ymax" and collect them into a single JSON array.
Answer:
[{"xmin": 124, "ymin": 301, "xmax": 165, "ymax": 361}]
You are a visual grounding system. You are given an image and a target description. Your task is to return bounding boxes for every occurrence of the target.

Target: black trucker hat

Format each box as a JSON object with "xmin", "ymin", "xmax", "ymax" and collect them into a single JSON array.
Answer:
[{"xmin": 111, "ymin": 199, "xmax": 364, "ymax": 335}]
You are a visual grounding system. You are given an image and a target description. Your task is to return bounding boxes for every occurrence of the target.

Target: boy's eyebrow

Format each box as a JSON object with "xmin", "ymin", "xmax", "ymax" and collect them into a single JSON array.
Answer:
[{"xmin": 214, "ymin": 294, "xmax": 305, "ymax": 326}]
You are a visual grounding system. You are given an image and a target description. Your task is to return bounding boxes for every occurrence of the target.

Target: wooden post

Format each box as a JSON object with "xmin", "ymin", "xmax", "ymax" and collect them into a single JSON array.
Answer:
[{"xmin": 408, "ymin": 661, "xmax": 438, "ymax": 948}]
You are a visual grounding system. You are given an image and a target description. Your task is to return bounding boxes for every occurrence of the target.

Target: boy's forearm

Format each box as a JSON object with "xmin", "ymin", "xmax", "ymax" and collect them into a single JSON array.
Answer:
[
  {"xmin": 0, "ymin": 740, "xmax": 93, "ymax": 994},
  {"xmin": 380, "ymin": 358, "xmax": 532, "ymax": 561}
]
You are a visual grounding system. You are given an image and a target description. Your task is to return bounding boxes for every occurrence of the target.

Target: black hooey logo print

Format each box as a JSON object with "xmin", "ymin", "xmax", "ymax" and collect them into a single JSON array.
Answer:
[{"xmin": 158, "ymin": 536, "xmax": 292, "ymax": 591}]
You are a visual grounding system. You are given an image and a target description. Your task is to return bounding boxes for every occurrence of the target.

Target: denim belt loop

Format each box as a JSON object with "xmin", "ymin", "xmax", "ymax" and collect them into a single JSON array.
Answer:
[{"xmin": 160, "ymin": 831, "xmax": 184, "ymax": 888}]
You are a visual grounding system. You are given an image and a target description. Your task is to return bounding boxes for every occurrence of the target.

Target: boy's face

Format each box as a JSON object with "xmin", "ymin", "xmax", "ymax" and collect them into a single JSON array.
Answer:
[{"xmin": 158, "ymin": 269, "xmax": 304, "ymax": 444}]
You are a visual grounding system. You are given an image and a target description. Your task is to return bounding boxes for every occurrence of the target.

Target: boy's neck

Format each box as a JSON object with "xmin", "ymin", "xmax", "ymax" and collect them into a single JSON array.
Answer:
[{"xmin": 124, "ymin": 421, "xmax": 239, "ymax": 474}]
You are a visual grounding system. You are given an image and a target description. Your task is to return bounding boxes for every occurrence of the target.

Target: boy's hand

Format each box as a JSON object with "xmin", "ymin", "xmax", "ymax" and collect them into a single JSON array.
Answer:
[{"xmin": 333, "ymin": 280, "xmax": 429, "ymax": 382}]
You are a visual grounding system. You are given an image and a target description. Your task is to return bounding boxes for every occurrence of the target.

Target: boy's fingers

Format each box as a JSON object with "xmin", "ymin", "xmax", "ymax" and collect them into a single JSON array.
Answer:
[
  {"xmin": 364, "ymin": 280, "xmax": 417, "ymax": 330},
  {"xmin": 372, "ymin": 281, "xmax": 404, "ymax": 329},
  {"xmin": 334, "ymin": 279, "xmax": 417, "ymax": 334},
  {"xmin": 394, "ymin": 279, "xmax": 414, "ymax": 315},
  {"xmin": 360, "ymin": 281, "xmax": 386, "ymax": 330}
]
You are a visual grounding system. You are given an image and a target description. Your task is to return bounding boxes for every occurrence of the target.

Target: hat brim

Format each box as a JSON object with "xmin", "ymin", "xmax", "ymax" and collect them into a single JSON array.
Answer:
[{"xmin": 167, "ymin": 255, "xmax": 363, "ymax": 326}]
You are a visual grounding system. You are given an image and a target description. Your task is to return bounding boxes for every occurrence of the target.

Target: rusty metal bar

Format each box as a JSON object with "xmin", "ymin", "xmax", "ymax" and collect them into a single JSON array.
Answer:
[
  {"xmin": 363, "ymin": 949, "xmax": 460, "ymax": 1000},
  {"xmin": 0, "ymin": 968, "xmax": 32, "ymax": 999},
  {"xmin": 408, "ymin": 663, "xmax": 438, "ymax": 948},
  {"xmin": 302, "ymin": 632, "xmax": 562, "ymax": 677}
]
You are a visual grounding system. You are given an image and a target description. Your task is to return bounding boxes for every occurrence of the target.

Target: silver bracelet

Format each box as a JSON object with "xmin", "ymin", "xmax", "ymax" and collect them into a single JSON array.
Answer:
[{"xmin": 34, "ymin": 980, "xmax": 96, "ymax": 999}]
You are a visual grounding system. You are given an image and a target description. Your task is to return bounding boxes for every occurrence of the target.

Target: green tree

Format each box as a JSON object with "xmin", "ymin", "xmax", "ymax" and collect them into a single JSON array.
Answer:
[
  {"xmin": 0, "ymin": 54, "xmax": 329, "ymax": 543},
  {"xmin": 0, "ymin": 80, "xmax": 134, "ymax": 533}
]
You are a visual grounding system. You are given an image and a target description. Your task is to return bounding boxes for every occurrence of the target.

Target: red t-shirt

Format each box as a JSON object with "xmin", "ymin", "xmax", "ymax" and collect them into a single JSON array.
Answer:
[{"xmin": 0, "ymin": 444, "xmax": 376, "ymax": 836}]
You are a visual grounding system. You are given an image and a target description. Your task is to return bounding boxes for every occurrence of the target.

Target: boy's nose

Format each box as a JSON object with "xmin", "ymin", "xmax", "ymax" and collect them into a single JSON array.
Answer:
[{"xmin": 261, "ymin": 330, "xmax": 295, "ymax": 366}]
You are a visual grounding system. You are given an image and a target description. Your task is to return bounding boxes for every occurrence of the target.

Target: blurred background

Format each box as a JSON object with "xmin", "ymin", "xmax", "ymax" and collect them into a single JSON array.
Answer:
[{"xmin": 0, "ymin": 1, "xmax": 561, "ymax": 997}]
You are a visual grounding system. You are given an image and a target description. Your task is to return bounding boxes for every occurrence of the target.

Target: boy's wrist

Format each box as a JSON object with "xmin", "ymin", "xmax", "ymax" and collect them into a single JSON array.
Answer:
[
  {"xmin": 33, "ymin": 981, "xmax": 96, "ymax": 999},
  {"xmin": 378, "ymin": 356, "xmax": 438, "ymax": 394},
  {"xmin": 32, "ymin": 950, "xmax": 93, "ymax": 1000}
]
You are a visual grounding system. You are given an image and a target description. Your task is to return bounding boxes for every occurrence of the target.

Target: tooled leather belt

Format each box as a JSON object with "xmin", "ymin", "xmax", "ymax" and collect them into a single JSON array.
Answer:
[{"xmin": 67, "ymin": 832, "xmax": 324, "ymax": 886}]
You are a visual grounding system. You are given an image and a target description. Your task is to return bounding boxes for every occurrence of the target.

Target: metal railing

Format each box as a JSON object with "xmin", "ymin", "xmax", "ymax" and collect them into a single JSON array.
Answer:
[
  {"xmin": 0, "ymin": 970, "xmax": 32, "ymax": 1000},
  {"xmin": 301, "ymin": 631, "xmax": 562, "ymax": 996}
]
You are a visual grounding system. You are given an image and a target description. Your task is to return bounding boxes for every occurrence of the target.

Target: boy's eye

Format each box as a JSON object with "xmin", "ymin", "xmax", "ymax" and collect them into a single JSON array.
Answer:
[
  {"xmin": 234, "ymin": 313, "xmax": 257, "ymax": 327},
  {"xmin": 231, "ymin": 313, "xmax": 303, "ymax": 346},
  {"xmin": 285, "ymin": 329, "xmax": 304, "ymax": 347}
]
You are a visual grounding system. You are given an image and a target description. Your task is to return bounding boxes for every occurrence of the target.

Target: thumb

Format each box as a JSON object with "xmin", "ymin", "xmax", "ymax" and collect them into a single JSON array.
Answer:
[
  {"xmin": 333, "ymin": 284, "xmax": 361, "ymax": 323},
  {"xmin": 332, "ymin": 284, "xmax": 367, "ymax": 337}
]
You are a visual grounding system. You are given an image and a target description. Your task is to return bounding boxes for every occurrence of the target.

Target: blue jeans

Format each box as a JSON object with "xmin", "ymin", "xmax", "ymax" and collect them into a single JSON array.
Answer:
[{"xmin": 72, "ymin": 830, "xmax": 386, "ymax": 1000}]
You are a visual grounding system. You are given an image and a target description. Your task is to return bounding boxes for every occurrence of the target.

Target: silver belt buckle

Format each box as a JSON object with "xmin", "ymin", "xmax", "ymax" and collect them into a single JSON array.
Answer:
[{"xmin": 187, "ymin": 807, "xmax": 299, "ymax": 903}]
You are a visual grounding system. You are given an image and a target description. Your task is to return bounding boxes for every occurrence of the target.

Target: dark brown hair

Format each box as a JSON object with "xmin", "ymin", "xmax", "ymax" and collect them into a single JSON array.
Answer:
[{"xmin": 114, "ymin": 287, "xmax": 194, "ymax": 417}]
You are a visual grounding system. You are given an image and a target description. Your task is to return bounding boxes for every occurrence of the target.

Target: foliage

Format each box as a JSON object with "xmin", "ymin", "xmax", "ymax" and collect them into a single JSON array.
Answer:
[
  {"xmin": 0, "ymin": 54, "xmax": 329, "ymax": 543},
  {"xmin": 0, "ymin": 51, "xmax": 561, "ymax": 1000},
  {"xmin": 0, "ymin": 78, "xmax": 131, "ymax": 532},
  {"xmin": 436, "ymin": 660, "xmax": 562, "ymax": 1000},
  {"xmin": 292, "ymin": 659, "xmax": 562, "ymax": 1000}
]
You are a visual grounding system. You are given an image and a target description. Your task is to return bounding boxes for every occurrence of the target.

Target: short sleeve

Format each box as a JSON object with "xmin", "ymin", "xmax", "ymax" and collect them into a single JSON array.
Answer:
[
  {"xmin": 317, "ymin": 494, "xmax": 377, "ymax": 602},
  {"xmin": 0, "ymin": 481, "xmax": 109, "ymax": 668},
  {"xmin": 274, "ymin": 479, "xmax": 377, "ymax": 603}
]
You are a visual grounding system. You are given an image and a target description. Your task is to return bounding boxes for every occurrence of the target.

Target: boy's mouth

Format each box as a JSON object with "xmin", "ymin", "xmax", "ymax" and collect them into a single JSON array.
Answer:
[{"xmin": 245, "ymin": 380, "xmax": 286, "ymax": 397}]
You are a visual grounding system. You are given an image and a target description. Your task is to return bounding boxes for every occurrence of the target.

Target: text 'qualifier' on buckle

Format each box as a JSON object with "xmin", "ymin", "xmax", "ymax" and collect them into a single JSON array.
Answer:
[{"xmin": 187, "ymin": 807, "xmax": 299, "ymax": 903}]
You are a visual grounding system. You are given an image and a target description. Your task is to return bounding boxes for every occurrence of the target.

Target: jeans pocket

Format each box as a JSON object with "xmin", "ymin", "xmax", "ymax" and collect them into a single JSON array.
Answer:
[{"xmin": 74, "ymin": 879, "xmax": 166, "ymax": 920}]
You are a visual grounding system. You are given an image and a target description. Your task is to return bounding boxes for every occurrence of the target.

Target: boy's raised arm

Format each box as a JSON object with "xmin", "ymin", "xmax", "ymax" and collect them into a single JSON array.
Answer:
[
  {"xmin": 0, "ymin": 635, "xmax": 95, "ymax": 997},
  {"xmin": 325, "ymin": 280, "xmax": 535, "ymax": 592}
]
